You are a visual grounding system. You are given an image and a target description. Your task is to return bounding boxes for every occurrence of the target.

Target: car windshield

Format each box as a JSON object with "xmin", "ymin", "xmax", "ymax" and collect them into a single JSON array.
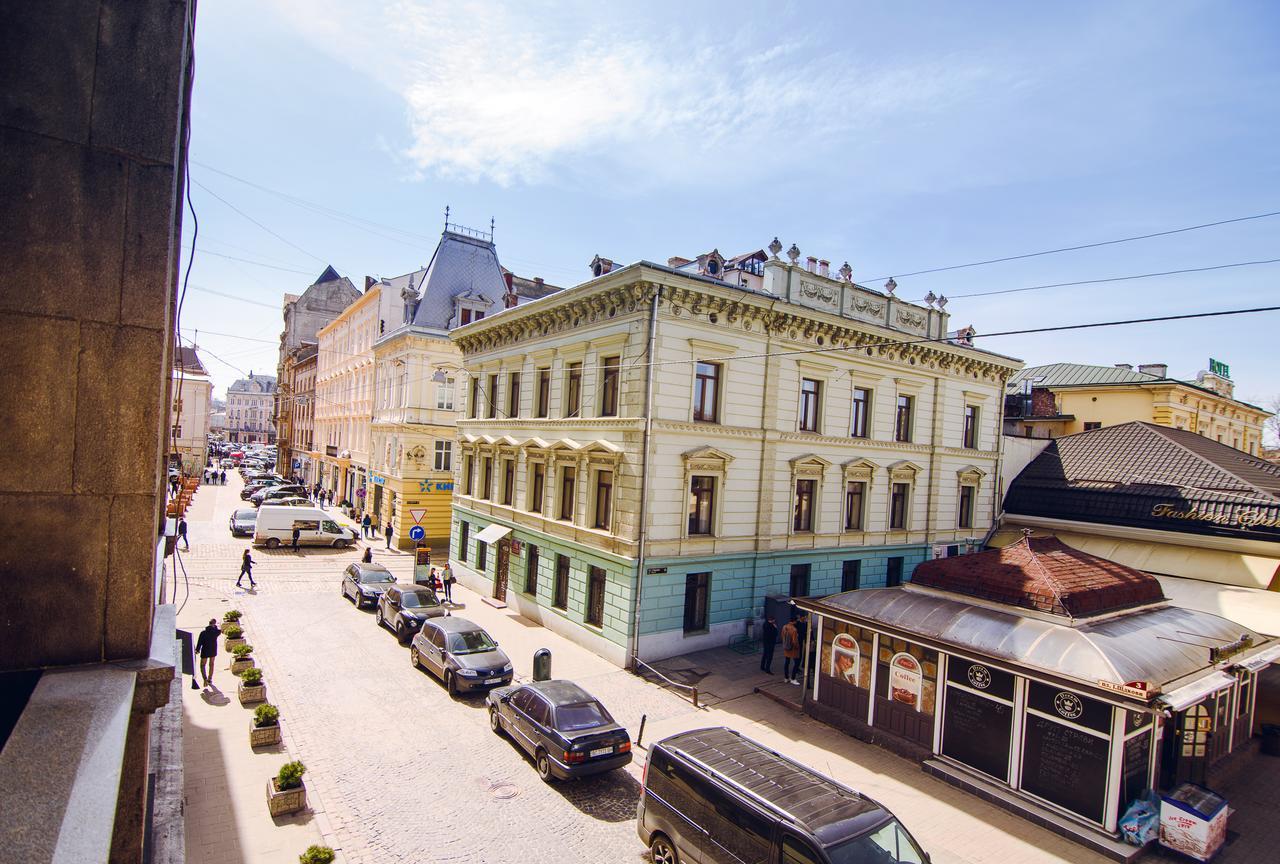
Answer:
[
  {"xmin": 360, "ymin": 570, "xmax": 393, "ymax": 584},
  {"xmin": 554, "ymin": 701, "xmax": 612, "ymax": 731},
  {"xmin": 233, "ymin": 510, "xmax": 256, "ymax": 520},
  {"xmin": 448, "ymin": 630, "xmax": 497, "ymax": 654},
  {"xmin": 401, "ymin": 591, "xmax": 439, "ymax": 609},
  {"xmin": 827, "ymin": 818, "xmax": 926, "ymax": 864}
]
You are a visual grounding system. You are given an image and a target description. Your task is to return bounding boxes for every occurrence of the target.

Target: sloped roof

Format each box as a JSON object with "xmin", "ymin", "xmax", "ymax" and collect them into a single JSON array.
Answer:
[
  {"xmin": 409, "ymin": 231, "xmax": 508, "ymax": 329},
  {"xmin": 1005, "ymin": 421, "xmax": 1280, "ymax": 542},
  {"xmin": 911, "ymin": 535, "xmax": 1164, "ymax": 618},
  {"xmin": 1010, "ymin": 363, "xmax": 1161, "ymax": 388},
  {"xmin": 173, "ymin": 346, "xmax": 208, "ymax": 375},
  {"xmin": 314, "ymin": 265, "xmax": 342, "ymax": 285}
]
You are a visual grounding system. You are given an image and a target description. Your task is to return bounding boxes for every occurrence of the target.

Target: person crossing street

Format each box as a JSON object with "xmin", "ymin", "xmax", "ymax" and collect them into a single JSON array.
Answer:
[{"xmin": 236, "ymin": 548, "xmax": 256, "ymax": 588}]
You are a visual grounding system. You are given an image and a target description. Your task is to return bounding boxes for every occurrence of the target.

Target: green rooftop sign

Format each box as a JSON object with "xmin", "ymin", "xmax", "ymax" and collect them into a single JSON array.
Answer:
[{"xmin": 1209, "ymin": 358, "xmax": 1230, "ymax": 378}]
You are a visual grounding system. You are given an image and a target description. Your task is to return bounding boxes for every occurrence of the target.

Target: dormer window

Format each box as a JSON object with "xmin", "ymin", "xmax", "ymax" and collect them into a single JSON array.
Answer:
[
  {"xmin": 454, "ymin": 295, "xmax": 490, "ymax": 328},
  {"xmin": 707, "ymin": 260, "xmax": 719, "ymax": 275}
]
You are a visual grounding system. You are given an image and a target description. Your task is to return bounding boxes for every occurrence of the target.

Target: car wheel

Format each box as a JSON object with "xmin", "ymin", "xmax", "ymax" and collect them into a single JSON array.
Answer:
[
  {"xmin": 649, "ymin": 834, "xmax": 678, "ymax": 864},
  {"xmin": 266, "ymin": 538, "xmax": 280, "ymax": 549},
  {"xmin": 374, "ymin": 606, "xmax": 383, "ymax": 627},
  {"xmin": 536, "ymin": 749, "xmax": 554, "ymax": 783},
  {"xmin": 332, "ymin": 539, "xmax": 344, "ymax": 548},
  {"xmin": 445, "ymin": 670, "xmax": 457, "ymax": 696},
  {"xmin": 396, "ymin": 621, "xmax": 406, "ymax": 643},
  {"xmin": 489, "ymin": 707, "xmax": 503, "ymax": 734},
  {"xmin": 410, "ymin": 646, "xmax": 420, "ymax": 668}
]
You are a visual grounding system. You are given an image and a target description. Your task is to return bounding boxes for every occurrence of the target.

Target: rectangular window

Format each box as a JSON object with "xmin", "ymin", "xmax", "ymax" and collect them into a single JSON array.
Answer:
[
  {"xmin": 851, "ymin": 387, "xmax": 871, "ymax": 438},
  {"xmin": 793, "ymin": 478, "xmax": 815, "ymax": 532},
  {"xmin": 559, "ymin": 466, "xmax": 576, "ymax": 521},
  {"xmin": 886, "ymin": 556, "xmax": 904, "ymax": 587},
  {"xmin": 525, "ymin": 544, "xmax": 539, "ymax": 596},
  {"xmin": 789, "ymin": 563, "xmax": 811, "ymax": 598},
  {"xmin": 487, "ymin": 374, "xmax": 499, "ymax": 419},
  {"xmin": 600, "ymin": 355, "xmax": 621, "ymax": 416},
  {"xmin": 474, "ymin": 310, "xmax": 484, "ymax": 321},
  {"xmin": 476, "ymin": 540, "xmax": 488, "ymax": 572},
  {"xmin": 890, "ymin": 482, "xmax": 909, "ymax": 530},
  {"xmin": 481, "ymin": 457, "xmax": 493, "ymax": 500},
  {"xmin": 799, "ymin": 378, "xmax": 821, "ymax": 432},
  {"xmin": 683, "ymin": 572, "xmax": 710, "ymax": 633},
  {"xmin": 586, "ymin": 566, "xmax": 606, "ymax": 626},
  {"xmin": 565, "ymin": 363, "xmax": 582, "ymax": 417},
  {"xmin": 469, "ymin": 378, "xmax": 480, "ymax": 418},
  {"xmin": 693, "ymin": 362, "xmax": 720, "ymax": 423},
  {"xmin": 508, "ymin": 372, "xmax": 521, "ymax": 417},
  {"xmin": 841, "ymin": 560, "xmax": 861, "ymax": 592},
  {"xmin": 458, "ymin": 521, "xmax": 469, "ymax": 563},
  {"xmin": 433, "ymin": 440, "xmax": 452, "ymax": 472},
  {"xmin": 963, "ymin": 405, "xmax": 979, "ymax": 449},
  {"xmin": 958, "ymin": 485, "xmax": 975, "ymax": 529},
  {"xmin": 460, "ymin": 308, "xmax": 473, "ymax": 326},
  {"xmin": 436, "ymin": 376, "xmax": 455, "ymax": 410},
  {"xmin": 535, "ymin": 368, "xmax": 550, "ymax": 417},
  {"xmin": 1084, "ymin": 421, "xmax": 1102, "ymax": 431},
  {"xmin": 594, "ymin": 470, "xmax": 613, "ymax": 530},
  {"xmin": 844, "ymin": 480, "xmax": 866, "ymax": 531},
  {"xmin": 529, "ymin": 463, "xmax": 545, "ymax": 513},
  {"xmin": 553, "ymin": 554, "xmax": 570, "ymax": 609},
  {"xmin": 463, "ymin": 455, "xmax": 474, "ymax": 495},
  {"xmin": 688, "ymin": 476, "xmax": 715, "ymax": 535},
  {"xmin": 502, "ymin": 459, "xmax": 515, "ymax": 506},
  {"xmin": 895, "ymin": 395, "xmax": 913, "ymax": 442}
]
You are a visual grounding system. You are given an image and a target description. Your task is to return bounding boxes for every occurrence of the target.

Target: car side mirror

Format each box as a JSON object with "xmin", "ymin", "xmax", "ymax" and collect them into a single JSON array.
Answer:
[{"xmin": 500, "ymin": 694, "xmax": 511, "ymax": 704}]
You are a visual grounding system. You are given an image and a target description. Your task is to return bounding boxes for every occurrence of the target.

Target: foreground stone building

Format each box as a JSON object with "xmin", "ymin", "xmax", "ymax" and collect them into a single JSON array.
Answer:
[{"xmin": 449, "ymin": 246, "xmax": 1020, "ymax": 664}]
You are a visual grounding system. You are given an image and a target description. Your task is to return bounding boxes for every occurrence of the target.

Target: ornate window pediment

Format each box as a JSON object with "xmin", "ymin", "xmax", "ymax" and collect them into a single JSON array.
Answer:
[
  {"xmin": 683, "ymin": 445, "xmax": 734, "ymax": 466},
  {"xmin": 843, "ymin": 457, "xmax": 877, "ymax": 482},
  {"xmin": 790, "ymin": 454, "xmax": 831, "ymax": 478},
  {"xmin": 581, "ymin": 439, "xmax": 623, "ymax": 466},
  {"xmin": 956, "ymin": 464, "xmax": 986, "ymax": 485},
  {"xmin": 886, "ymin": 459, "xmax": 922, "ymax": 482}
]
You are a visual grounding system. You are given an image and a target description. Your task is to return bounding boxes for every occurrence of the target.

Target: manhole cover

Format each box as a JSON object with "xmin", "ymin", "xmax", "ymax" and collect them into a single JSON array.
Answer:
[{"xmin": 489, "ymin": 782, "xmax": 520, "ymax": 800}]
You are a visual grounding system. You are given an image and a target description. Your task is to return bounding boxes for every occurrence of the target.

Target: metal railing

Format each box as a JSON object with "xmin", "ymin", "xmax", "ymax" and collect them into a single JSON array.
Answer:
[{"xmin": 631, "ymin": 656, "xmax": 699, "ymax": 709}]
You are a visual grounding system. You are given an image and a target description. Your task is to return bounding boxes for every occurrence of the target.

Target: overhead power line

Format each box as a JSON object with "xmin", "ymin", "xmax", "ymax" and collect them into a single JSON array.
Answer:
[{"xmin": 193, "ymin": 178, "xmax": 347, "ymax": 271}]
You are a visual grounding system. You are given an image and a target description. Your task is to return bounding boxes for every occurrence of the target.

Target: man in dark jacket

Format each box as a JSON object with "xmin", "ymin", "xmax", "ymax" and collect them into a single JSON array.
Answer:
[
  {"xmin": 384, "ymin": 521, "xmax": 394, "ymax": 550},
  {"xmin": 291, "ymin": 524, "xmax": 301, "ymax": 552},
  {"xmin": 195, "ymin": 619, "xmax": 221, "ymax": 687},
  {"xmin": 760, "ymin": 615, "xmax": 778, "ymax": 674}
]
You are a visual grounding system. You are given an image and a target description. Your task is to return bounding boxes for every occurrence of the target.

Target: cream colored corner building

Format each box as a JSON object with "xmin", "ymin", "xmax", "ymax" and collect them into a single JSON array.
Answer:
[{"xmin": 449, "ymin": 249, "xmax": 1022, "ymax": 665}]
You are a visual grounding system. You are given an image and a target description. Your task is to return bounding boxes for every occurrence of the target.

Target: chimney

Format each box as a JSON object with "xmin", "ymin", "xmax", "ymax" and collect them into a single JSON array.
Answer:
[
  {"xmin": 590, "ymin": 255, "xmax": 615, "ymax": 277},
  {"xmin": 1138, "ymin": 363, "xmax": 1168, "ymax": 378},
  {"xmin": 503, "ymin": 272, "xmax": 514, "ymax": 291},
  {"xmin": 534, "ymin": 277, "xmax": 544, "ymax": 288},
  {"xmin": 364, "ymin": 275, "xmax": 375, "ymax": 292},
  {"xmin": 806, "ymin": 256, "xmax": 817, "ymax": 273},
  {"xmin": 1114, "ymin": 363, "xmax": 1133, "ymax": 371},
  {"xmin": 818, "ymin": 259, "xmax": 830, "ymax": 278}
]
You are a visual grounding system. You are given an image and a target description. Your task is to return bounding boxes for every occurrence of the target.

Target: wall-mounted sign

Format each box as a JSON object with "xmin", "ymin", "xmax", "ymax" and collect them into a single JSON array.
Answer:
[
  {"xmin": 1209, "ymin": 358, "xmax": 1230, "ymax": 379},
  {"xmin": 1151, "ymin": 503, "xmax": 1280, "ymax": 531},
  {"xmin": 1097, "ymin": 679, "xmax": 1160, "ymax": 699},
  {"xmin": 370, "ymin": 475, "xmax": 386, "ymax": 486},
  {"xmin": 1210, "ymin": 634, "xmax": 1254, "ymax": 664},
  {"xmin": 829, "ymin": 633, "xmax": 860, "ymax": 683},
  {"xmin": 889, "ymin": 652, "xmax": 923, "ymax": 711},
  {"xmin": 417, "ymin": 480, "xmax": 454, "ymax": 492},
  {"xmin": 646, "ymin": 566, "xmax": 668, "ymax": 575}
]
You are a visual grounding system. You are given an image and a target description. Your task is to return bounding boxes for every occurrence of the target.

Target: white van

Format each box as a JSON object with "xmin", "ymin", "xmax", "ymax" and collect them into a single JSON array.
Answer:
[{"xmin": 254, "ymin": 505, "xmax": 356, "ymax": 549}]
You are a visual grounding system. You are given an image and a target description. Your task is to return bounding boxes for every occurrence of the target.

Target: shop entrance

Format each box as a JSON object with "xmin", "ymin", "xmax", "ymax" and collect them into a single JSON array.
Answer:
[{"xmin": 1165, "ymin": 704, "xmax": 1212, "ymax": 787}]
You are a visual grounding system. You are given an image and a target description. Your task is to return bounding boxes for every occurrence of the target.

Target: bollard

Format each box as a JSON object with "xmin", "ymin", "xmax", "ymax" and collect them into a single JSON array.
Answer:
[
  {"xmin": 636, "ymin": 713, "xmax": 647, "ymax": 748},
  {"xmin": 533, "ymin": 648, "xmax": 552, "ymax": 682}
]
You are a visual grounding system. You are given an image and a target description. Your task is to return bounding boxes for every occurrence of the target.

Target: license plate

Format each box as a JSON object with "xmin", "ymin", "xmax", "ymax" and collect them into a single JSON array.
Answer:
[
  {"xmin": 589, "ymin": 746, "xmax": 613, "ymax": 758},
  {"xmin": 484, "ymin": 678, "xmax": 502, "ymax": 684}
]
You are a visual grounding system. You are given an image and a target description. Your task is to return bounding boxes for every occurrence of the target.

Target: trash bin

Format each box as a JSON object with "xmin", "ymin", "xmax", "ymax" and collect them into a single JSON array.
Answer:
[
  {"xmin": 533, "ymin": 648, "xmax": 552, "ymax": 682},
  {"xmin": 1263, "ymin": 724, "xmax": 1280, "ymax": 757}
]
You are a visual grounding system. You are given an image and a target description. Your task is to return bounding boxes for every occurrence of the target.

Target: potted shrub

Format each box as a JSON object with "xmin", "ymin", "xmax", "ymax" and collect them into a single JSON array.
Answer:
[
  {"xmin": 223, "ymin": 623, "xmax": 246, "ymax": 651},
  {"xmin": 230, "ymin": 643, "xmax": 255, "ymax": 675},
  {"xmin": 238, "ymin": 666, "xmax": 267, "ymax": 705},
  {"xmin": 266, "ymin": 760, "xmax": 307, "ymax": 817},
  {"xmin": 250, "ymin": 703, "xmax": 281, "ymax": 748},
  {"xmin": 223, "ymin": 608, "xmax": 243, "ymax": 623},
  {"xmin": 299, "ymin": 846, "xmax": 335, "ymax": 864}
]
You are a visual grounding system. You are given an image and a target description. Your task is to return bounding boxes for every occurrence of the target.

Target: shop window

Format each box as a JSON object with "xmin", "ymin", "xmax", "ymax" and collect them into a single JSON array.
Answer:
[
  {"xmin": 886, "ymin": 556, "xmax": 903, "ymax": 587},
  {"xmin": 688, "ymin": 476, "xmax": 715, "ymax": 535},
  {"xmin": 600, "ymin": 356, "xmax": 621, "ymax": 416},
  {"xmin": 683, "ymin": 572, "xmax": 710, "ymax": 633},
  {"xmin": 793, "ymin": 479, "xmax": 816, "ymax": 532},
  {"xmin": 553, "ymin": 554, "xmax": 570, "ymax": 609},
  {"xmin": 789, "ymin": 563, "xmax": 811, "ymax": 598},
  {"xmin": 693, "ymin": 362, "xmax": 721, "ymax": 423},
  {"xmin": 586, "ymin": 566, "xmax": 606, "ymax": 626},
  {"xmin": 799, "ymin": 378, "xmax": 821, "ymax": 432}
]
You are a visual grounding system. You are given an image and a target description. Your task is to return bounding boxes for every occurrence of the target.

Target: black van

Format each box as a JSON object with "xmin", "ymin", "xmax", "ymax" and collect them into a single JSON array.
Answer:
[{"xmin": 638, "ymin": 727, "xmax": 929, "ymax": 864}]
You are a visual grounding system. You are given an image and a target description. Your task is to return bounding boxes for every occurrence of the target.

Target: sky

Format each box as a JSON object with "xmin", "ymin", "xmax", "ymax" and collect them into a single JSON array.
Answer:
[{"xmin": 182, "ymin": 0, "xmax": 1280, "ymax": 430}]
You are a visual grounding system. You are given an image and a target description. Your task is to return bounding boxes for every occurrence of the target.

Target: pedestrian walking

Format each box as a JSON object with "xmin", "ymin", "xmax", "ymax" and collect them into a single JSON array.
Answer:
[
  {"xmin": 781, "ymin": 617, "xmax": 801, "ymax": 684},
  {"xmin": 361, "ymin": 546, "xmax": 373, "ymax": 563},
  {"xmin": 362, "ymin": 513, "xmax": 372, "ymax": 539},
  {"xmin": 195, "ymin": 618, "xmax": 221, "ymax": 687},
  {"xmin": 177, "ymin": 517, "xmax": 189, "ymax": 551},
  {"xmin": 384, "ymin": 521, "xmax": 393, "ymax": 550},
  {"xmin": 219, "ymin": 469, "xmax": 226, "ymax": 484},
  {"xmin": 291, "ymin": 524, "xmax": 301, "ymax": 552},
  {"xmin": 443, "ymin": 565, "xmax": 456, "ymax": 603},
  {"xmin": 319, "ymin": 489, "xmax": 327, "ymax": 510},
  {"xmin": 236, "ymin": 548, "xmax": 256, "ymax": 588},
  {"xmin": 760, "ymin": 614, "xmax": 778, "ymax": 674}
]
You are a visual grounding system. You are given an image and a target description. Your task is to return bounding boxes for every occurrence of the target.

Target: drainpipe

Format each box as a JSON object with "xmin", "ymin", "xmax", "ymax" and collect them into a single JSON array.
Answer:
[{"xmin": 629, "ymin": 283, "xmax": 662, "ymax": 669}]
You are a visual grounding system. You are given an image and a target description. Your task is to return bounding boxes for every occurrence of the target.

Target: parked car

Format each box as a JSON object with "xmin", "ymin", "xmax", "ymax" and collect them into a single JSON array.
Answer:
[
  {"xmin": 341, "ymin": 562, "xmax": 396, "ymax": 607},
  {"xmin": 638, "ymin": 726, "xmax": 929, "ymax": 864},
  {"xmin": 271, "ymin": 496, "xmax": 311, "ymax": 507},
  {"xmin": 410, "ymin": 617, "xmax": 511, "ymax": 688},
  {"xmin": 487, "ymin": 680, "xmax": 631, "ymax": 782},
  {"xmin": 252, "ymin": 485, "xmax": 307, "ymax": 506},
  {"xmin": 378, "ymin": 584, "xmax": 448, "ymax": 642},
  {"xmin": 228, "ymin": 508, "xmax": 257, "ymax": 537},
  {"xmin": 254, "ymin": 505, "xmax": 355, "ymax": 548}
]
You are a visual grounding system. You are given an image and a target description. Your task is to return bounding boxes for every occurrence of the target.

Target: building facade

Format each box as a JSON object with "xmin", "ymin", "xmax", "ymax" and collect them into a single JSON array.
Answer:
[
  {"xmin": 169, "ymin": 347, "xmax": 213, "ymax": 472},
  {"xmin": 449, "ymin": 248, "xmax": 1021, "ymax": 665},
  {"xmin": 291, "ymin": 345, "xmax": 318, "ymax": 482},
  {"xmin": 1006, "ymin": 362, "xmax": 1269, "ymax": 455},
  {"xmin": 227, "ymin": 372, "xmax": 277, "ymax": 444}
]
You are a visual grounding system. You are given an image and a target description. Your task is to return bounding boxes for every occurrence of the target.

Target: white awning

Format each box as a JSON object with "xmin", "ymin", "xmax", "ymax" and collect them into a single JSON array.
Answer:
[
  {"xmin": 1157, "ymin": 671, "xmax": 1237, "ymax": 712},
  {"xmin": 474, "ymin": 523, "xmax": 513, "ymax": 545},
  {"xmin": 1236, "ymin": 643, "xmax": 1280, "ymax": 673}
]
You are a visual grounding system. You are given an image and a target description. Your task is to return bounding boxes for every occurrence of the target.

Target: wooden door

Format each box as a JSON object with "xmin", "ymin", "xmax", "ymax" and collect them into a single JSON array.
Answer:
[{"xmin": 494, "ymin": 536, "xmax": 510, "ymax": 601}]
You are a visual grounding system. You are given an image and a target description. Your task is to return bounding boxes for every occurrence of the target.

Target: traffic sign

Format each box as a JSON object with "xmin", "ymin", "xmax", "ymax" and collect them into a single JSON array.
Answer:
[
  {"xmin": 409, "ymin": 508, "xmax": 427, "ymax": 524},
  {"xmin": 408, "ymin": 525, "xmax": 425, "ymax": 541}
]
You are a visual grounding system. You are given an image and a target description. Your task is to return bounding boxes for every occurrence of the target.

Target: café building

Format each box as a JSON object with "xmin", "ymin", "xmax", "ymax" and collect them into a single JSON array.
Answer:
[{"xmin": 796, "ymin": 535, "xmax": 1278, "ymax": 853}]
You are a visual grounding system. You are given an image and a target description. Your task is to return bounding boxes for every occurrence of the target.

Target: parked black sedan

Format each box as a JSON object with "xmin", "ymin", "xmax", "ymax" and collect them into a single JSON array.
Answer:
[
  {"xmin": 341, "ymin": 562, "xmax": 396, "ymax": 608},
  {"xmin": 487, "ymin": 680, "xmax": 632, "ymax": 782},
  {"xmin": 377, "ymin": 583, "xmax": 447, "ymax": 642},
  {"xmin": 410, "ymin": 617, "xmax": 512, "ymax": 691}
]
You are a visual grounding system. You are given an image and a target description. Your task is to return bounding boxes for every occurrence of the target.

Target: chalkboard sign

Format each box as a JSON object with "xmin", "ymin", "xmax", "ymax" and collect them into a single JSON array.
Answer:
[
  {"xmin": 942, "ymin": 686, "xmax": 1012, "ymax": 781},
  {"xmin": 1119, "ymin": 732, "xmax": 1151, "ymax": 816},
  {"xmin": 947, "ymin": 658, "xmax": 1015, "ymax": 701},
  {"xmin": 1022, "ymin": 714, "xmax": 1110, "ymax": 824}
]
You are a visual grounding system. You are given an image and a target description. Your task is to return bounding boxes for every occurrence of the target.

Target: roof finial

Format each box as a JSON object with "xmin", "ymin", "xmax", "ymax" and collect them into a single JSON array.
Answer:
[
  {"xmin": 490, "ymin": 216, "xmax": 495, "ymax": 239},
  {"xmin": 444, "ymin": 204, "xmax": 450, "ymax": 231}
]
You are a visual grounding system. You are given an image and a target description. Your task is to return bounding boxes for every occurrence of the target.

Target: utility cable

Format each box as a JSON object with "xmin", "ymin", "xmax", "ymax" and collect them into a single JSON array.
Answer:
[{"xmin": 193, "ymin": 177, "xmax": 348, "ymax": 272}]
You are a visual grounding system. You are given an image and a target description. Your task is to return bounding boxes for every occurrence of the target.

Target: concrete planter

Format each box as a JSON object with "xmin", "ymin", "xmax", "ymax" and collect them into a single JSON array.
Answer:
[
  {"xmin": 249, "ymin": 720, "xmax": 281, "ymax": 748},
  {"xmin": 225, "ymin": 636, "xmax": 246, "ymax": 651},
  {"xmin": 230, "ymin": 657, "xmax": 255, "ymax": 675},
  {"xmin": 238, "ymin": 681, "xmax": 267, "ymax": 705},
  {"xmin": 266, "ymin": 778, "xmax": 307, "ymax": 817}
]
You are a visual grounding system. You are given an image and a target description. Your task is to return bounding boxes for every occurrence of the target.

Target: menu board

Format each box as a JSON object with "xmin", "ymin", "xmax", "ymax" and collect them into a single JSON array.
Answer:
[
  {"xmin": 942, "ymin": 686, "xmax": 1012, "ymax": 781},
  {"xmin": 1119, "ymin": 732, "xmax": 1151, "ymax": 816},
  {"xmin": 1021, "ymin": 715, "xmax": 1110, "ymax": 824}
]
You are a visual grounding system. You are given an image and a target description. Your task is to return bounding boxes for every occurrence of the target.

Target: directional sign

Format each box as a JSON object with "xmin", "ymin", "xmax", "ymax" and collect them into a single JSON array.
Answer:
[
  {"xmin": 408, "ymin": 525, "xmax": 425, "ymax": 542},
  {"xmin": 409, "ymin": 508, "xmax": 427, "ymax": 524}
]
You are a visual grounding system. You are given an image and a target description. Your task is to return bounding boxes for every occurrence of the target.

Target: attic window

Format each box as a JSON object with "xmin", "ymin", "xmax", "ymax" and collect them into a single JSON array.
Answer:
[{"xmin": 707, "ymin": 260, "xmax": 719, "ymax": 275}]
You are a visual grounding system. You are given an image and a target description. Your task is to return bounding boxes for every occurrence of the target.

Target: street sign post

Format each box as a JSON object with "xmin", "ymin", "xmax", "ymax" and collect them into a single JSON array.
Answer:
[
  {"xmin": 408, "ymin": 525, "xmax": 425, "ymax": 542},
  {"xmin": 409, "ymin": 508, "xmax": 427, "ymax": 524}
]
